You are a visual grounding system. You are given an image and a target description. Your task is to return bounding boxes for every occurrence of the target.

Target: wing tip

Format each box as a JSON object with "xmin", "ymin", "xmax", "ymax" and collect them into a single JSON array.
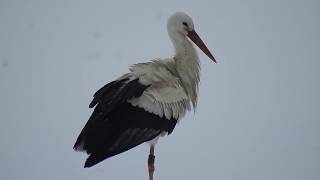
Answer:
[
  {"xmin": 84, "ymin": 161, "xmax": 92, "ymax": 168},
  {"xmin": 84, "ymin": 154, "xmax": 108, "ymax": 168},
  {"xmin": 84, "ymin": 157, "xmax": 94, "ymax": 168}
]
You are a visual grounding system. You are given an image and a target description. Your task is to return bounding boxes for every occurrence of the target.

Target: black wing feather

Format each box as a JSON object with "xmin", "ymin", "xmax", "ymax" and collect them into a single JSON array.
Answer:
[
  {"xmin": 73, "ymin": 78, "xmax": 178, "ymax": 168},
  {"xmin": 89, "ymin": 78, "xmax": 129, "ymax": 108}
]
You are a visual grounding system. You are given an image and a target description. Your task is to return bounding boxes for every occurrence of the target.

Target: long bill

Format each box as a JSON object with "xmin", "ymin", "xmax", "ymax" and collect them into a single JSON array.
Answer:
[{"xmin": 187, "ymin": 30, "xmax": 217, "ymax": 63}]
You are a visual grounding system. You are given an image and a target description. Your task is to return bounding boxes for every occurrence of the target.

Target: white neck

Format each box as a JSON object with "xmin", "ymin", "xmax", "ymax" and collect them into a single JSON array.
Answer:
[{"xmin": 168, "ymin": 29, "xmax": 201, "ymax": 109}]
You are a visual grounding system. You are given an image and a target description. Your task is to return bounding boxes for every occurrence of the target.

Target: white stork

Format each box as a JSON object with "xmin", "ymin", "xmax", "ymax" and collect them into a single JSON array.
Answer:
[{"xmin": 73, "ymin": 12, "xmax": 216, "ymax": 180}]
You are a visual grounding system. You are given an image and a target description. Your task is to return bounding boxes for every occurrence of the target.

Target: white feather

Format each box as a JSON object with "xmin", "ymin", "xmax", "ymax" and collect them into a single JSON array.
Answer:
[{"xmin": 127, "ymin": 59, "xmax": 191, "ymax": 120}]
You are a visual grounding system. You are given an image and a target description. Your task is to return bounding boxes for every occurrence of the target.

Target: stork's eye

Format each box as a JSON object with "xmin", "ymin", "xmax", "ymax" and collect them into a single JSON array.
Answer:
[{"xmin": 182, "ymin": 22, "xmax": 188, "ymax": 27}]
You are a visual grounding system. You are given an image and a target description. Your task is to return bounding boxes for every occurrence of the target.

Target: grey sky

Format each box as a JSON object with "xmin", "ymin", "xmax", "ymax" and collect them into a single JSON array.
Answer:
[{"xmin": 1, "ymin": 0, "xmax": 319, "ymax": 180}]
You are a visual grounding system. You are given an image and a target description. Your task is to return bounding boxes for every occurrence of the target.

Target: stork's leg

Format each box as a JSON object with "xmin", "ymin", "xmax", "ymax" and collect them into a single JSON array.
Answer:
[{"xmin": 148, "ymin": 145, "xmax": 155, "ymax": 180}]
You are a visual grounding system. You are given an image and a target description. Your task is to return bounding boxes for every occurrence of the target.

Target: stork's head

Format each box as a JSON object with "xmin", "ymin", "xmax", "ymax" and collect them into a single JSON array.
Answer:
[
  {"xmin": 167, "ymin": 12, "xmax": 216, "ymax": 63},
  {"xmin": 167, "ymin": 12, "xmax": 194, "ymax": 36}
]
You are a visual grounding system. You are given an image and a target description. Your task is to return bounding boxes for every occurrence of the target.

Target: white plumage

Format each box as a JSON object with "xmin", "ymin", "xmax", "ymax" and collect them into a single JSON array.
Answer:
[{"xmin": 124, "ymin": 59, "xmax": 192, "ymax": 120}]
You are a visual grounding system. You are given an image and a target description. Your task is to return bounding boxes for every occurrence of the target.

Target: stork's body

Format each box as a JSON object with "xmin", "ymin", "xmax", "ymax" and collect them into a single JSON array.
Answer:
[{"xmin": 74, "ymin": 12, "xmax": 216, "ymax": 179}]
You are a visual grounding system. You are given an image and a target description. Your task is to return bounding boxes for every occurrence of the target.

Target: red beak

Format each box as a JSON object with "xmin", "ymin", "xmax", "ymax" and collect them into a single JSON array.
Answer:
[{"xmin": 187, "ymin": 30, "xmax": 217, "ymax": 63}]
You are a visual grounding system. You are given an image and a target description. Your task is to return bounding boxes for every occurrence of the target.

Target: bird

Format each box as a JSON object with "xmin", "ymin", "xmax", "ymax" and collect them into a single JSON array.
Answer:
[{"xmin": 73, "ymin": 12, "xmax": 216, "ymax": 180}]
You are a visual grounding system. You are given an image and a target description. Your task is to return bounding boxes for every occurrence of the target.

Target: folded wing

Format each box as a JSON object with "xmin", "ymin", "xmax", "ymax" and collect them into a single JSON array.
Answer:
[{"xmin": 73, "ymin": 77, "xmax": 178, "ymax": 168}]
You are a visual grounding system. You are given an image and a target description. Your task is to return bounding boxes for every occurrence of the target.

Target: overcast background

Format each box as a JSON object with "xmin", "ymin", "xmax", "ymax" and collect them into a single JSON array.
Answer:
[{"xmin": 1, "ymin": 0, "xmax": 320, "ymax": 180}]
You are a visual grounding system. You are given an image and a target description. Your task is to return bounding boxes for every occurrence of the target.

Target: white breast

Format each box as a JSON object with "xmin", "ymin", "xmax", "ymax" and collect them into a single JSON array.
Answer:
[{"xmin": 121, "ymin": 59, "xmax": 191, "ymax": 120}]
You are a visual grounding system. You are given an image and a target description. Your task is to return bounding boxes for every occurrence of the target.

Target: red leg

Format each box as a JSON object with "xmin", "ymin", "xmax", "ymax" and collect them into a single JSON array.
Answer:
[{"xmin": 148, "ymin": 145, "xmax": 155, "ymax": 180}]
